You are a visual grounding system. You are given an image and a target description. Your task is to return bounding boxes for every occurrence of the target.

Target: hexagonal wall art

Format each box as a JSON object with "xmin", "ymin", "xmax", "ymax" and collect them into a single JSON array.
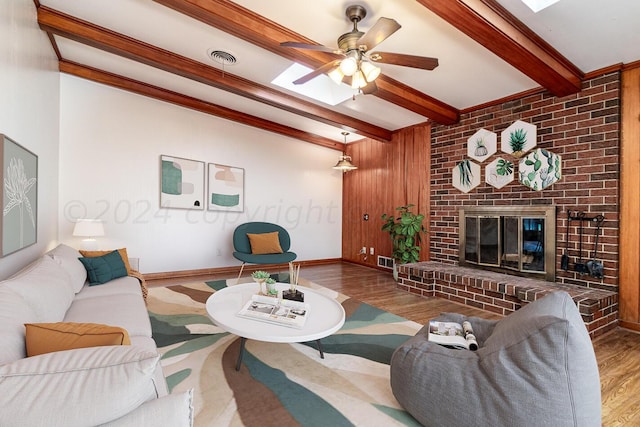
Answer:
[
  {"xmin": 501, "ymin": 120, "xmax": 537, "ymax": 158},
  {"xmin": 467, "ymin": 128, "xmax": 497, "ymax": 163},
  {"xmin": 518, "ymin": 148, "xmax": 562, "ymax": 191},
  {"xmin": 452, "ymin": 159, "xmax": 481, "ymax": 193},
  {"xmin": 485, "ymin": 157, "xmax": 514, "ymax": 189}
]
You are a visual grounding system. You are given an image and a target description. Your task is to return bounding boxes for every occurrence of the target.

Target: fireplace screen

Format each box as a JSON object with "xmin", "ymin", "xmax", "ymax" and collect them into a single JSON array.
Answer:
[{"xmin": 459, "ymin": 207, "xmax": 556, "ymax": 281}]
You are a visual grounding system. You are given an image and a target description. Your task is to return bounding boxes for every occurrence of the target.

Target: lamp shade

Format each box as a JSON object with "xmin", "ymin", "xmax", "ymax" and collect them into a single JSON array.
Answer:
[
  {"xmin": 73, "ymin": 219, "xmax": 105, "ymax": 237},
  {"xmin": 360, "ymin": 60, "xmax": 381, "ymax": 82},
  {"xmin": 328, "ymin": 67, "xmax": 345, "ymax": 84},
  {"xmin": 339, "ymin": 54, "xmax": 358, "ymax": 76},
  {"xmin": 333, "ymin": 155, "xmax": 358, "ymax": 172},
  {"xmin": 351, "ymin": 70, "xmax": 366, "ymax": 89}
]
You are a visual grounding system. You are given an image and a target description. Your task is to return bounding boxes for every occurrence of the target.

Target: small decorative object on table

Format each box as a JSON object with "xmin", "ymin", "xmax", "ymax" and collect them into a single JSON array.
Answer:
[
  {"xmin": 251, "ymin": 270, "xmax": 270, "ymax": 295},
  {"xmin": 283, "ymin": 262, "xmax": 304, "ymax": 302},
  {"xmin": 265, "ymin": 277, "xmax": 278, "ymax": 296}
]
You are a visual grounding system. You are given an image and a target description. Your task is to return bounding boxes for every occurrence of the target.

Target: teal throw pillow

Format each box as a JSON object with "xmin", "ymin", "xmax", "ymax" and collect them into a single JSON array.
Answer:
[{"xmin": 78, "ymin": 250, "xmax": 128, "ymax": 285}]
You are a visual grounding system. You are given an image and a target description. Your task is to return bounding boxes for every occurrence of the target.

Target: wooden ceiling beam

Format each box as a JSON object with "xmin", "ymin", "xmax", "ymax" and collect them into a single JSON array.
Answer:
[
  {"xmin": 58, "ymin": 60, "xmax": 344, "ymax": 151},
  {"xmin": 152, "ymin": 0, "xmax": 459, "ymax": 125},
  {"xmin": 37, "ymin": 6, "xmax": 392, "ymax": 142},
  {"xmin": 416, "ymin": 0, "xmax": 583, "ymax": 97}
]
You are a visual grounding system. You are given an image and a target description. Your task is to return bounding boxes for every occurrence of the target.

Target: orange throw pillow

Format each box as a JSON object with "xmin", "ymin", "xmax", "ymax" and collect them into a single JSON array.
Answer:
[
  {"xmin": 80, "ymin": 248, "xmax": 133, "ymax": 274},
  {"xmin": 25, "ymin": 322, "xmax": 131, "ymax": 357},
  {"xmin": 247, "ymin": 232, "xmax": 284, "ymax": 254}
]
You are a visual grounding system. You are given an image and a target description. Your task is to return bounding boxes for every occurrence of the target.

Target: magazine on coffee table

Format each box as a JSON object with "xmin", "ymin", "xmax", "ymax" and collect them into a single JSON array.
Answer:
[
  {"xmin": 427, "ymin": 320, "xmax": 478, "ymax": 351},
  {"xmin": 237, "ymin": 295, "xmax": 310, "ymax": 329}
]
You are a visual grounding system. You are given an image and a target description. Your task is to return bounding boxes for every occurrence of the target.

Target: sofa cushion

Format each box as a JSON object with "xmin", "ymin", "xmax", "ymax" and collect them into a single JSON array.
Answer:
[
  {"xmin": 3, "ymin": 256, "xmax": 75, "ymax": 323},
  {"xmin": 0, "ymin": 286, "xmax": 38, "ymax": 364},
  {"xmin": 0, "ymin": 346, "xmax": 160, "ymax": 427},
  {"xmin": 47, "ymin": 244, "xmax": 87, "ymax": 293},
  {"xmin": 80, "ymin": 248, "xmax": 133, "ymax": 274},
  {"xmin": 247, "ymin": 231, "xmax": 283, "ymax": 254},
  {"xmin": 130, "ymin": 336, "xmax": 169, "ymax": 397},
  {"xmin": 79, "ymin": 250, "xmax": 128, "ymax": 285},
  {"xmin": 74, "ymin": 275, "xmax": 142, "ymax": 300},
  {"xmin": 63, "ymin": 294, "xmax": 152, "ymax": 337},
  {"xmin": 98, "ymin": 389, "xmax": 194, "ymax": 427},
  {"xmin": 25, "ymin": 322, "xmax": 131, "ymax": 357}
]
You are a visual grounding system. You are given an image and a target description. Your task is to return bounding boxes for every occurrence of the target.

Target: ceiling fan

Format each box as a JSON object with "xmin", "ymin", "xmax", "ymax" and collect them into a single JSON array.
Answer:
[{"xmin": 280, "ymin": 4, "xmax": 439, "ymax": 94}]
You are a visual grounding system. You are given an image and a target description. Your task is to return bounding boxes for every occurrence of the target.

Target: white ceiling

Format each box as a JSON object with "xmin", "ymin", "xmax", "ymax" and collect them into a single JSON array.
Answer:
[{"xmin": 39, "ymin": 0, "xmax": 640, "ymax": 145}]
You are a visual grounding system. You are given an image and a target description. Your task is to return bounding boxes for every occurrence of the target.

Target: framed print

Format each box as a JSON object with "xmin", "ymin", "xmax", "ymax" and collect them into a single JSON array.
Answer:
[
  {"xmin": 467, "ymin": 128, "xmax": 497, "ymax": 163},
  {"xmin": 500, "ymin": 120, "xmax": 537, "ymax": 158},
  {"xmin": 160, "ymin": 155, "xmax": 205, "ymax": 210},
  {"xmin": 1, "ymin": 134, "xmax": 37, "ymax": 256},
  {"xmin": 452, "ymin": 159, "xmax": 480, "ymax": 193},
  {"xmin": 208, "ymin": 163, "xmax": 244, "ymax": 212},
  {"xmin": 519, "ymin": 148, "xmax": 562, "ymax": 191}
]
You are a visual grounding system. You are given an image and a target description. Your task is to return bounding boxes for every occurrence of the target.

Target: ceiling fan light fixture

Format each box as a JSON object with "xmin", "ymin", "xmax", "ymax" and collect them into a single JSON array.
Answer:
[
  {"xmin": 328, "ymin": 67, "xmax": 345, "ymax": 84},
  {"xmin": 360, "ymin": 60, "xmax": 381, "ymax": 82},
  {"xmin": 351, "ymin": 70, "xmax": 366, "ymax": 89},
  {"xmin": 340, "ymin": 52, "xmax": 359, "ymax": 76}
]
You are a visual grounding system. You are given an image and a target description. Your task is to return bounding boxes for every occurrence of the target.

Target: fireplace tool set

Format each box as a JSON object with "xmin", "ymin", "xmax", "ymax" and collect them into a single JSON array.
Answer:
[{"xmin": 562, "ymin": 210, "xmax": 605, "ymax": 278}]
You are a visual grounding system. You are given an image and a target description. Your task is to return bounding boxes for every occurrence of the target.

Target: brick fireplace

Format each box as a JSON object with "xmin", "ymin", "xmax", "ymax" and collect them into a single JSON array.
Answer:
[{"xmin": 396, "ymin": 72, "xmax": 621, "ymax": 338}]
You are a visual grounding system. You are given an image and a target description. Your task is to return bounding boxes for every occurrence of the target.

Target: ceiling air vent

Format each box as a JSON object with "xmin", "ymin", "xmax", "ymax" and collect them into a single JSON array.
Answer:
[{"xmin": 207, "ymin": 49, "xmax": 237, "ymax": 66}]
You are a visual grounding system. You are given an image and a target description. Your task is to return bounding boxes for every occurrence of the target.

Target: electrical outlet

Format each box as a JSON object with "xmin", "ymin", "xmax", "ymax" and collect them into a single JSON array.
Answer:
[
  {"xmin": 361, "ymin": 246, "xmax": 366, "ymax": 254},
  {"xmin": 369, "ymin": 247, "xmax": 374, "ymax": 255}
]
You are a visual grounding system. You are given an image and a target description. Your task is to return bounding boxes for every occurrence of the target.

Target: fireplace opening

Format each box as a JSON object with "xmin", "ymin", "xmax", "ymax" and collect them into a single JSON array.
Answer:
[{"xmin": 459, "ymin": 206, "xmax": 556, "ymax": 281}]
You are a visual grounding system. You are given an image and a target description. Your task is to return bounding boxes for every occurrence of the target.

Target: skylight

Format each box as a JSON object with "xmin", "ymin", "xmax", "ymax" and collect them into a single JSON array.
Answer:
[
  {"xmin": 521, "ymin": 0, "xmax": 561, "ymax": 13},
  {"xmin": 271, "ymin": 63, "xmax": 356, "ymax": 106}
]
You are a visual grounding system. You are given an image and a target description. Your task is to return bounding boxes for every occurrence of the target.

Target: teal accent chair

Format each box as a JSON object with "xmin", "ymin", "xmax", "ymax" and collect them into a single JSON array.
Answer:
[{"xmin": 232, "ymin": 222, "xmax": 297, "ymax": 282}]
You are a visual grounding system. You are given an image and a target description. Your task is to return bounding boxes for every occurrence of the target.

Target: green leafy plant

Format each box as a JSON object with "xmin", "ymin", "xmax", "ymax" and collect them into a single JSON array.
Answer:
[
  {"xmin": 381, "ymin": 204, "xmax": 427, "ymax": 264},
  {"xmin": 509, "ymin": 128, "xmax": 527, "ymax": 154},
  {"xmin": 265, "ymin": 277, "xmax": 276, "ymax": 285},
  {"xmin": 495, "ymin": 159, "xmax": 513, "ymax": 176},
  {"xmin": 251, "ymin": 270, "xmax": 270, "ymax": 280}
]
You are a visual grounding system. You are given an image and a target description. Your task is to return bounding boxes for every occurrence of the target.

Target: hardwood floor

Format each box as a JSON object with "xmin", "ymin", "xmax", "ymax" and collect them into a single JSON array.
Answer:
[{"xmin": 147, "ymin": 261, "xmax": 640, "ymax": 426}]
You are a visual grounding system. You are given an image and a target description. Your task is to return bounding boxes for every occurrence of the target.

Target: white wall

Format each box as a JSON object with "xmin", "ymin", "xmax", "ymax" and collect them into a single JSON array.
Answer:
[
  {"xmin": 59, "ymin": 75, "xmax": 343, "ymax": 273},
  {"xmin": 0, "ymin": 0, "xmax": 60, "ymax": 279}
]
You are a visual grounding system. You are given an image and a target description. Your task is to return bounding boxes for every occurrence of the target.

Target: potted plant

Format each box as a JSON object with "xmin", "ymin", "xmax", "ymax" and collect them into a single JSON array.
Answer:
[
  {"xmin": 251, "ymin": 270, "xmax": 270, "ymax": 294},
  {"xmin": 381, "ymin": 204, "xmax": 427, "ymax": 279},
  {"xmin": 265, "ymin": 277, "xmax": 277, "ymax": 296}
]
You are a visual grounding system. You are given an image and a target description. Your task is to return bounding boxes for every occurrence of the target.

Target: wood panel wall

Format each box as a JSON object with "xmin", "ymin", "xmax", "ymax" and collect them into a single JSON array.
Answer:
[
  {"xmin": 619, "ymin": 66, "xmax": 640, "ymax": 331},
  {"xmin": 341, "ymin": 125, "xmax": 431, "ymax": 268}
]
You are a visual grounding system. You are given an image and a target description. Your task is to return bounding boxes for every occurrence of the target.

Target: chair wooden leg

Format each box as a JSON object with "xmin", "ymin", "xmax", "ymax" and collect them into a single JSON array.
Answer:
[{"xmin": 236, "ymin": 263, "xmax": 246, "ymax": 285}]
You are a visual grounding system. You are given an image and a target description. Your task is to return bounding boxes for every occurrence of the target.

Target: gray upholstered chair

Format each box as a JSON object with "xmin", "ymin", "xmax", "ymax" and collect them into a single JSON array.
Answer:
[
  {"xmin": 232, "ymin": 222, "xmax": 297, "ymax": 282},
  {"xmin": 390, "ymin": 291, "xmax": 601, "ymax": 427}
]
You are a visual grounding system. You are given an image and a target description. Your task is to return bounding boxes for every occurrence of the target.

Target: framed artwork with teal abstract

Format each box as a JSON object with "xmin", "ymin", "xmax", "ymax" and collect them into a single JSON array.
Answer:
[
  {"xmin": 208, "ymin": 163, "xmax": 244, "ymax": 212},
  {"xmin": 160, "ymin": 155, "xmax": 205, "ymax": 210},
  {"xmin": 1, "ymin": 134, "xmax": 37, "ymax": 257}
]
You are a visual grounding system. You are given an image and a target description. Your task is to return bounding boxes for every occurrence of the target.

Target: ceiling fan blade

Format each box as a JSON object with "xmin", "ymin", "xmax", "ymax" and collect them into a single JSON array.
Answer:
[
  {"xmin": 293, "ymin": 61, "xmax": 341, "ymax": 85},
  {"xmin": 361, "ymin": 80, "xmax": 378, "ymax": 94},
  {"xmin": 356, "ymin": 17, "xmax": 401, "ymax": 51},
  {"xmin": 280, "ymin": 41, "xmax": 340, "ymax": 54},
  {"xmin": 369, "ymin": 52, "xmax": 439, "ymax": 70}
]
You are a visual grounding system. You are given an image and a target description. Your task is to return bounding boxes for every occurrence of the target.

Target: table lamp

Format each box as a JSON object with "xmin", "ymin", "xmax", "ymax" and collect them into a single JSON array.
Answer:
[{"xmin": 73, "ymin": 219, "xmax": 105, "ymax": 250}]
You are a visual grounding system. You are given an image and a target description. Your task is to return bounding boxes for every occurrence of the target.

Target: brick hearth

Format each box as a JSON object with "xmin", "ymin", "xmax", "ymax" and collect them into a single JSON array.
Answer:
[{"xmin": 397, "ymin": 262, "xmax": 618, "ymax": 339}]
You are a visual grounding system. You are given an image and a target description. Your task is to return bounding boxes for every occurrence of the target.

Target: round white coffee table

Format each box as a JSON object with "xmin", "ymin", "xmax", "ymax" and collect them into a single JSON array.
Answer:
[{"xmin": 206, "ymin": 282, "xmax": 345, "ymax": 370}]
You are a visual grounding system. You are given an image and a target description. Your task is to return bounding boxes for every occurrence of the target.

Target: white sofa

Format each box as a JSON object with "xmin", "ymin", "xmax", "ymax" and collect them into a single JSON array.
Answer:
[{"xmin": 0, "ymin": 244, "xmax": 193, "ymax": 427}]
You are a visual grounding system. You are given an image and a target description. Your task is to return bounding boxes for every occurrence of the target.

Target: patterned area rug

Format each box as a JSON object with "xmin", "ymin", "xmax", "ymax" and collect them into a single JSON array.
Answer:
[{"xmin": 147, "ymin": 276, "xmax": 422, "ymax": 427}]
